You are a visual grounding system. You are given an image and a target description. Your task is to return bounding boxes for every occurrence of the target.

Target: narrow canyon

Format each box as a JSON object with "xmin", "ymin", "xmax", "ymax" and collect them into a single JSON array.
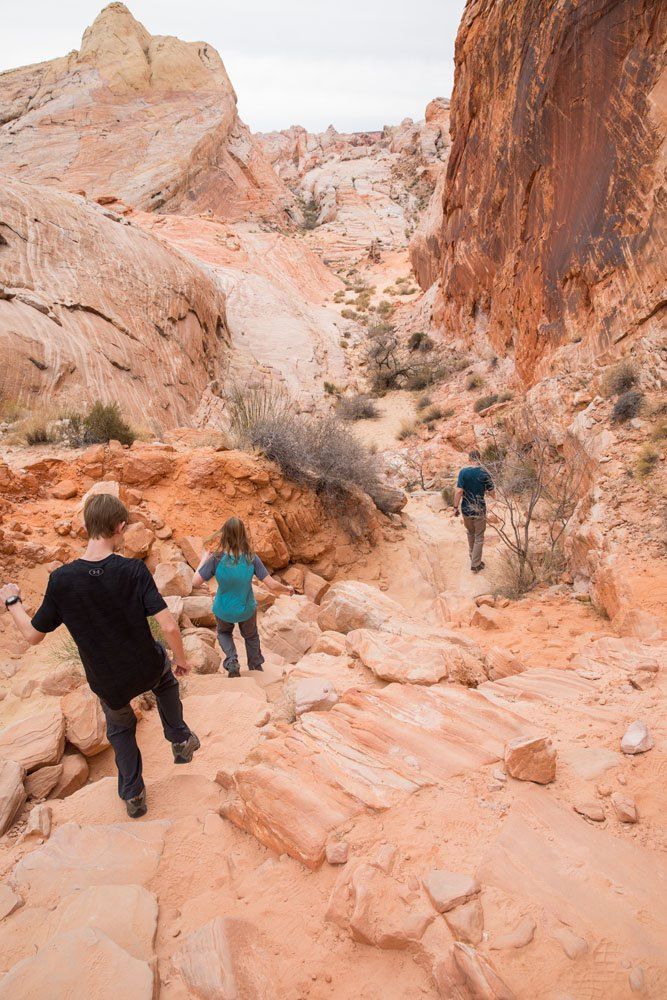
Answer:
[{"xmin": 0, "ymin": 3, "xmax": 665, "ymax": 999}]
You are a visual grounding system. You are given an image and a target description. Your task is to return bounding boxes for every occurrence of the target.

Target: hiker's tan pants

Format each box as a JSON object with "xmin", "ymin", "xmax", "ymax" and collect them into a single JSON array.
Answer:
[{"xmin": 463, "ymin": 514, "xmax": 486, "ymax": 570}]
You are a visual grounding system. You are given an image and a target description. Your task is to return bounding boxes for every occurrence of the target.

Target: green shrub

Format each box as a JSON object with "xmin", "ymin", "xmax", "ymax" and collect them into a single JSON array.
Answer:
[
  {"xmin": 611, "ymin": 391, "xmax": 643, "ymax": 424},
  {"xmin": 603, "ymin": 362, "xmax": 637, "ymax": 397},
  {"xmin": 83, "ymin": 402, "xmax": 135, "ymax": 446},
  {"xmin": 473, "ymin": 393, "xmax": 499, "ymax": 413},
  {"xmin": 465, "ymin": 373, "xmax": 485, "ymax": 391}
]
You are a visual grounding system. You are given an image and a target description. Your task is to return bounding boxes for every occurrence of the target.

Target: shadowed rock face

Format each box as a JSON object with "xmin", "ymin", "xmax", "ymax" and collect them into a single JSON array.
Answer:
[
  {"xmin": 429, "ymin": 0, "xmax": 666, "ymax": 383},
  {"xmin": 0, "ymin": 178, "xmax": 229, "ymax": 426},
  {"xmin": 0, "ymin": 3, "xmax": 296, "ymax": 224}
]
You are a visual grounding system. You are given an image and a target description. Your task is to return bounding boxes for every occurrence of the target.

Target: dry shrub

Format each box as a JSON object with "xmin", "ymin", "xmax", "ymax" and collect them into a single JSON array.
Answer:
[
  {"xmin": 636, "ymin": 444, "xmax": 659, "ymax": 479},
  {"xmin": 416, "ymin": 394, "xmax": 432, "ymax": 412},
  {"xmin": 336, "ymin": 394, "xmax": 380, "ymax": 421},
  {"xmin": 465, "ymin": 373, "xmax": 485, "ymax": 391},
  {"xmin": 603, "ymin": 362, "xmax": 637, "ymax": 397},
  {"xmin": 366, "ymin": 332, "xmax": 446, "ymax": 393},
  {"xmin": 226, "ymin": 381, "xmax": 288, "ymax": 445},
  {"xmin": 473, "ymin": 393, "xmax": 499, "ymax": 413},
  {"xmin": 611, "ymin": 391, "xmax": 643, "ymax": 424},
  {"xmin": 650, "ymin": 420, "xmax": 667, "ymax": 442}
]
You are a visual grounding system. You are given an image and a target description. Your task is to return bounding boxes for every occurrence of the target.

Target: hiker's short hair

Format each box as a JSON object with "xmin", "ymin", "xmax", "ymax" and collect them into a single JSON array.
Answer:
[
  {"xmin": 469, "ymin": 449, "xmax": 481, "ymax": 461},
  {"xmin": 83, "ymin": 494, "xmax": 128, "ymax": 539}
]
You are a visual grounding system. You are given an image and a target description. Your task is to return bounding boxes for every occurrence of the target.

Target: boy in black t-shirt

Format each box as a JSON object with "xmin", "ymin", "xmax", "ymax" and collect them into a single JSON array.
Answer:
[{"xmin": 0, "ymin": 494, "xmax": 199, "ymax": 818}]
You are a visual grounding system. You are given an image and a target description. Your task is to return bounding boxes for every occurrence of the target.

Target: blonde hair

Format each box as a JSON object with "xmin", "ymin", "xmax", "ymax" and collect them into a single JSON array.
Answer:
[{"xmin": 205, "ymin": 516, "xmax": 253, "ymax": 563}]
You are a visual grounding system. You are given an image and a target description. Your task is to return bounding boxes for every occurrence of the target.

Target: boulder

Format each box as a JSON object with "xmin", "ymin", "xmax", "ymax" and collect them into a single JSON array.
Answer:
[
  {"xmin": 293, "ymin": 678, "xmax": 339, "ymax": 716},
  {"xmin": 346, "ymin": 629, "xmax": 486, "ymax": 686},
  {"xmin": 50, "ymin": 753, "xmax": 89, "ymax": 799},
  {"xmin": 621, "ymin": 721, "xmax": 654, "ymax": 755},
  {"xmin": 61, "ymin": 687, "xmax": 109, "ymax": 756},
  {"xmin": 40, "ymin": 665, "xmax": 85, "ymax": 697},
  {"xmin": 25, "ymin": 764, "xmax": 63, "ymax": 800},
  {"xmin": 0, "ymin": 928, "xmax": 154, "ymax": 1000},
  {"xmin": 81, "ymin": 481, "xmax": 120, "ymax": 505},
  {"xmin": 180, "ymin": 536, "xmax": 204, "ymax": 570},
  {"xmin": 260, "ymin": 598, "xmax": 320, "ymax": 663},
  {"xmin": 183, "ymin": 633, "xmax": 221, "ymax": 674},
  {"xmin": 444, "ymin": 898, "xmax": 485, "ymax": 945},
  {"xmin": 436, "ymin": 591, "xmax": 476, "ymax": 627},
  {"xmin": 173, "ymin": 916, "xmax": 273, "ymax": 1000},
  {"xmin": 326, "ymin": 841, "xmax": 349, "ymax": 865},
  {"xmin": 611, "ymin": 792, "xmax": 638, "ymax": 823},
  {"xmin": 432, "ymin": 942, "xmax": 516, "ymax": 1000},
  {"xmin": 504, "ymin": 735, "xmax": 556, "ymax": 784},
  {"xmin": 368, "ymin": 482, "xmax": 408, "ymax": 514},
  {"xmin": 153, "ymin": 561, "xmax": 193, "ymax": 597},
  {"xmin": 182, "ymin": 595, "xmax": 216, "ymax": 628},
  {"xmin": 51, "ymin": 480, "xmax": 78, "ymax": 500},
  {"xmin": 303, "ymin": 570, "xmax": 329, "ymax": 605},
  {"xmin": 327, "ymin": 861, "xmax": 434, "ymax": 950},
  {"xmin": 470, "ymin": 605, "xmax": 503, "ymax": 630},
  {"xmin": 0, "ymin": 759, "xmax": 26, "ymax": 835},
  {"xmin": 310, "ymin": 631, "xmax": 347, "ymax": 656},
  {"xmin": 123, "ymin": 523, "xmax": 155, "ymax": 559},
  {"xmin": 422, "ymin": 871, "xmax": 480, "ymax": 913},
  {"xmin": 0, "ymin": 708, "xmax": 66, "ymax": 772},
  {"xmin": 317, "ymin": 580, "xmax": 418, "ymax": 635}
]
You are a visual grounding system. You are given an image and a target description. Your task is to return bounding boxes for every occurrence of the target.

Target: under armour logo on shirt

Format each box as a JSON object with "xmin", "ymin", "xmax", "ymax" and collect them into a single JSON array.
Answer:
[{"xmin": 89, "ymin": 568, "xmax": 104, "ymax": 577}]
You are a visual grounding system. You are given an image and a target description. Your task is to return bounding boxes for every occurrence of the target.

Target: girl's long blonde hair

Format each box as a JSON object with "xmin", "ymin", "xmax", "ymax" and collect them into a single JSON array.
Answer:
[{"xmin": 205, "ymin": 516, "xmax": 253, "ymax": 563}]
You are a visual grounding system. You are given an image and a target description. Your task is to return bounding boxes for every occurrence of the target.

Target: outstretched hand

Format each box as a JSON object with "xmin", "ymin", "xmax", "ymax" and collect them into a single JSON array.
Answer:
[
  {"xmin": 453, "ymin": 509, "xmax": 460, "ymax": 518},
  {"xmin": 173, "ymin": 661, "xmax": 190, "ymax": 677}
]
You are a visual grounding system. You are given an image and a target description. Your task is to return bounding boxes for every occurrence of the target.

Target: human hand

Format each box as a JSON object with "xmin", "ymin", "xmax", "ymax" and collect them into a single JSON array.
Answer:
[
  {"xmin": 173, "ymin": 660, "xmax": 190, "ymax": 677},
  {"xmin": 0, "ymin": 583, "xmax": 20, "ymax": 610},
  {"xmin": 453, "ymin": 508, "xmax": 460, "ymax": 518}
]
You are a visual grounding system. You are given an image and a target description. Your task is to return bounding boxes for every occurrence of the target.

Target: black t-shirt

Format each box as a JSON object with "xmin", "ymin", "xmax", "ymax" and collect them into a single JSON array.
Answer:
[{"xmin": 32, "ymin": 554, "xmax": 167, "ymax": 710}]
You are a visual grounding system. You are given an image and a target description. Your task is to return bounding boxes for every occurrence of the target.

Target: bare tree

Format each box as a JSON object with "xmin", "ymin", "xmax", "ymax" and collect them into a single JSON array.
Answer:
[{"xmin": 480, "ymin": 411, "xmax": 594, "ymax": 593}]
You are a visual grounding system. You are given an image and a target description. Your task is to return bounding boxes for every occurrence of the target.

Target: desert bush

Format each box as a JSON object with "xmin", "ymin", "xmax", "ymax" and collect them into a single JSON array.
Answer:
[
  {"xmin": 323, "ymin": 381, "xmax": 340, "ymax": 396},
  {"xmin": 339, "ymin": 339, "xmax": 349, "ymax": 349},
  {"xmin": 397, "ymin": 419, "xmax": 417, "ymax": 441},
  {"xmin": 416, "ymin": 394, "xmax": 432, "ymax": 412},
  {"xmin": 300, "ymin": 198, "xmax": 319, "ymax": 230},
  {"xmin": 650, "ymin": 420, "xmax": 667, "ymax": 442},
  {"xmin": 497, "ymin": 391, "xmax": 513, "ymax": 403},
  {"xmin": 473, "ymin": 393, "xmax": 499, "ymax": 413},
  {"xmin": 83, "ymin": 401, "xmax": 136, "ymax": 446},
  {"xmin": 25, "ymin": 420, "xmax": 56, "ymax": 446},
  {"xmin": 419, "ymin": 406, "xmax": 444, "ymax": 426},
  {"xmin": 611, "ymin": 390, "xmax": 643, "ymax": 424},
  {"xmin": 341, "ymin": 308, "xmax": 359, "ymax": 320},
  {"xmin": 249, "ymin": 413, "xmax": 380, "ymax": 510},
  {"xmin": 441, "ymin": 484, "xmax": 456, "ymax": 507},
  {"xmin": 603, "ymin": 361, "xmax": 637, "ymax": 397},
  {"xmin": 465, "ymin": 373, "xmax": 485, "ymax": 391},
  {"xmin": 636, "ymin": 444, "xmax": 659, "ymax": 479},
  {"xmin": 377, "ymin": 300, "xmax": 395, "ymax": 317},
  {"xmin": 407, "ymin": 331, "xmax": 434, "ymax": 352},
  {"xmin": 226, "ymin": 381, "xmax": 288, "ymax": 446},
  {"xmin": 336, "ymin": 394, "xmax": 379, "ymax": 421}
]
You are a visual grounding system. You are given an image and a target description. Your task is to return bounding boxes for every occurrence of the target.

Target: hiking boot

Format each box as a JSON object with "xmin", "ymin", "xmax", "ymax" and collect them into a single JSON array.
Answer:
[
  {"xmin": 172, "ymin": 731, "xmax": 201, "ymax": 764},
  {"xmin": 226, "ymin": 661, "xmax": 241, "ymax": 678},
  {"xmin": 249, "ymin": 664, "xmax": 264, "ymax": 672},
  {"xmin": 125, "ymin": 789, "xmax": 147, "ymax": 819}
]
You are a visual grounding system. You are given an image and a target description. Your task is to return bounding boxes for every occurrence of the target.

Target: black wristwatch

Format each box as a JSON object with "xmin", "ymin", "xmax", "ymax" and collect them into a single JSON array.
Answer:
[{"xmin": 5, "ymin": 595, "xmax": 21, "ymax": 608}]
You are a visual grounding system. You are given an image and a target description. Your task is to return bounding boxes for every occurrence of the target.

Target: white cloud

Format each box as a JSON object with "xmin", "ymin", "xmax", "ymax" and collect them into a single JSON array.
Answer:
[{"xmin": 0, "ymin": 0, "xmax": 465, "ymax": 132}]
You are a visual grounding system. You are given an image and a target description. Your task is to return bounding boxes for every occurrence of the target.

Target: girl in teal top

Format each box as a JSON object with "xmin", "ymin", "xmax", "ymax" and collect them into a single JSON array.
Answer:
[{"xmin": 192, "ymin": 517, "xmax": 293, "ymax": 678}]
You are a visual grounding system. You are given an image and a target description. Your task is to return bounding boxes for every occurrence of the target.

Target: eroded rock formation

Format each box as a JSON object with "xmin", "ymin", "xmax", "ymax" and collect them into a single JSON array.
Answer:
[{"xmin": 418, "ymin": 0, "xmax": 666, "ymax": 383}]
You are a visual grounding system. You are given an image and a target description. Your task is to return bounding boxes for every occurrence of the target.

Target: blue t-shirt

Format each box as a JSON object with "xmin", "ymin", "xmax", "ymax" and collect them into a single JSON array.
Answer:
[
  {"xmin": 198, "ymin": 552, "xmax": 268, "ymax": 623},
  {"xmin": 456, "ymin": 465, "xmax": 494, "ymax": 517}
]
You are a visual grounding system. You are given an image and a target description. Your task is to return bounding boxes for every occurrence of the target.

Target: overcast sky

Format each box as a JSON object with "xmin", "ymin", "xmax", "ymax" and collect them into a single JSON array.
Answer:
[{"xmin": 0, "ymin": 0, "xmax": 466, "ymax": 132}]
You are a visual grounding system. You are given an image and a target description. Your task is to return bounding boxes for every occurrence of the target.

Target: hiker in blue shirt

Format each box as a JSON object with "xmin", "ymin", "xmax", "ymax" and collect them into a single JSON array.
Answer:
[
  {"xmin": 192, "ymin": 517, "xmax": 293, "ymax": 677},
  {"xmin": 453, "ymin": 450, "xmax": 494, "ymax": 574}
]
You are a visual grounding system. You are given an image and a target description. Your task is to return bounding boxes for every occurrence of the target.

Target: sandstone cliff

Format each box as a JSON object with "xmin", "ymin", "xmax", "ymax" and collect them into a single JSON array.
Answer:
[
  {"xmin": 0, "ymin": 179, "xmax": 228, "ymax": 426},
  {"xmin": 418, "ymin": 0, "xmax": 666, "ymax": 384},
  {"xmin": 0, "ymin": 3, "xmax": 297, "ymax": 224}
]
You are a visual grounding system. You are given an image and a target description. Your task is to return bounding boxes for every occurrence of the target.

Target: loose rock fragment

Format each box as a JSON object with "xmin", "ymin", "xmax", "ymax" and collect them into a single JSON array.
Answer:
[
  {"xmin": 422, "ymin": 870, "xmax": 480, "ymax": 913},
  {"xmin": 490, "ymin": 915, "xmax": 536, "ymax": 950},
  {"xmin": 0, "ymin": 759, "xmax": 26, "ymax": 835},
  {"xmin": 611, "ymin": 792, "xmax": 638, "ymax": 823},
  {"xmin": 552, "ymin": 926, "xmax": 588, "ymax": 959},
  {"xmin": 574, "ymin": 801, "xmax": 605, "ymax": 822},
  {"xmin": 444, "ymin": 897, "xmax": 484, "ymax": 945},
  {"xmin": 504, "ymin": 735, "xmax": 556, "ymax": 784},
  {"xmin": 621, "ymin": 721, "xmax": 654, "ymax": 755}
]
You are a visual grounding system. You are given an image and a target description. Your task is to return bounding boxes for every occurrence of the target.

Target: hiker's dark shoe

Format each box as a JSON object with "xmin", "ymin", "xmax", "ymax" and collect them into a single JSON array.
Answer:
[
  {"xmin": 172, "ymin": 731, "xmax": 200, "ymax": 764},
  {"xmin": 249, "ymin": 664, "xmax": 264, "ymax": 672},
  {"xmin": 226, "ymin": 661, "xmax": 241, "ymax": 678},
  {"xmin": 126, "ymin": 789, "xmax": 147, "ymax": 818},
  {"xmin": 471, "ymin": 565, "xmax": 482, "ymax": 574}
]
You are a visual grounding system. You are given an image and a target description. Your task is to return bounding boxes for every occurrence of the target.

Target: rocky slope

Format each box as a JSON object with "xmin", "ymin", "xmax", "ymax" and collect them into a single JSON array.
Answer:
[
  {"xmin": 414, "ymin": 0, "xmax": 666, "ymax": 385},
  {"xmin": 0, "ymin": 2, "xmax": 296, "ymax": 224},
  {"xmin": 0, "ymin": 178, "xmax": 228, "ymax": 427}
]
